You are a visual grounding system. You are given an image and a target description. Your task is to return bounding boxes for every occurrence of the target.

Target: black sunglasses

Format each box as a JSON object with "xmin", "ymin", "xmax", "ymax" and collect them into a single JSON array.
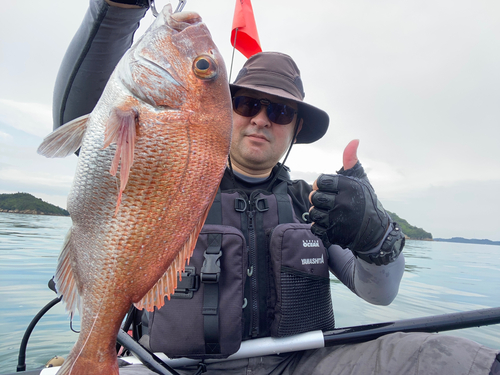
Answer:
[{"xmin": 232, "ymin": 96, "xmax": 297, "ymax": 125}]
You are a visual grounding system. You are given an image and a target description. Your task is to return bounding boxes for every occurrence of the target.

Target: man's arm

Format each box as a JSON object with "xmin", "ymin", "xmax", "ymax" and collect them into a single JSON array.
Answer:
[
  {"xmin": 327, "ymin": 224, "xmax": 405, "ymax": 306},
  {"xmin": 309, "ymin": 140, "xmax": 406, "ymax": 305},
  {"xmin": 53, "ymin": 0, "xmax": 147, "ymax": 129}
]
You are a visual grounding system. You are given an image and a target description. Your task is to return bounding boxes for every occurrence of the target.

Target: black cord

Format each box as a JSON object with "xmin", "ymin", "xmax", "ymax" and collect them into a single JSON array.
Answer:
[
  {"xmin": 17, "ymin": 297, "xmax": 62, "ymax": 372},
  {"xmin": 265, "ymin": 117, "xmax": 301, "ymax": 191}
]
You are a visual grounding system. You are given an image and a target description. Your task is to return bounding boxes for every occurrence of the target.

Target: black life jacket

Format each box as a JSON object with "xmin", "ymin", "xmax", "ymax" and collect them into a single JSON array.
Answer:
[{"xmin": 146, "ymin": 173, "xmax": 335, "ymax": 359}]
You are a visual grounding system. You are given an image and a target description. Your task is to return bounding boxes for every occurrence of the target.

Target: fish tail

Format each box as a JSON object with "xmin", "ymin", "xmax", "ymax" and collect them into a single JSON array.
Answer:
[
  {"xmin": 56, "ymin": 346, "xmax": 119, "ymax": 375},
  {"xmin": 57, "ymin": 272, "xmax": 118, "ymax": 374}
]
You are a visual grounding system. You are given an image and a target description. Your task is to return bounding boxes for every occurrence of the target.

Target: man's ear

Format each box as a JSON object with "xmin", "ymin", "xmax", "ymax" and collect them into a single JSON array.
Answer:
[{"xmin": 293, "ymin": 118, "xmax": 304, "ymax": 143}]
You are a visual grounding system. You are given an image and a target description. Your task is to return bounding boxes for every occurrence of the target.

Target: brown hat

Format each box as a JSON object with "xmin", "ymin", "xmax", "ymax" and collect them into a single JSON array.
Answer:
[{"xmin": 230, "ymin": 52, "xmax": 329, "ymax": 144}]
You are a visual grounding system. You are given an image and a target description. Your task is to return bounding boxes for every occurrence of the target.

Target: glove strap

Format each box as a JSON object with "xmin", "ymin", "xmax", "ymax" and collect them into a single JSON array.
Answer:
[{"xmin": 357, "ymin": 222, "xmax": 405, "ymax": 266}]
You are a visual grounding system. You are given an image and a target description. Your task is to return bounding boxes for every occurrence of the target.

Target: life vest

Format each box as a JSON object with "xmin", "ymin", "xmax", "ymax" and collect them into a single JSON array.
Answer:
[{"xmin": 146, "ymin": 180, "xmax": 335, "ymax": 359}]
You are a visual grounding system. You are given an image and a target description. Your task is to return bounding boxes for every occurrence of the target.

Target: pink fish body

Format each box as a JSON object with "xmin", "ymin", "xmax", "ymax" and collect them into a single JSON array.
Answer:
[{"xmin": 38, "ymin": 5, "xmax": 232, "ymax": 374}]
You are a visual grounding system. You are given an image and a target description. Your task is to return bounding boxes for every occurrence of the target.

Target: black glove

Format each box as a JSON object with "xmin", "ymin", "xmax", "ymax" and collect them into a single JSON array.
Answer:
[{"xmin": 309, "ymin": 161, "xmax": 390, "ymax": 255}]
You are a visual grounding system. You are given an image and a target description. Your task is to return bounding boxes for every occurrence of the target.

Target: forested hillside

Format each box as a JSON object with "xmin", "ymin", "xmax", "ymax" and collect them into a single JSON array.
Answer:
[
  {"xmin": 387, "ymin": 211, "xmax": 432, "ymax": 240},
  {"xmin": 0, "ymin": 193, "xmax": 69, "ymax": 216}
]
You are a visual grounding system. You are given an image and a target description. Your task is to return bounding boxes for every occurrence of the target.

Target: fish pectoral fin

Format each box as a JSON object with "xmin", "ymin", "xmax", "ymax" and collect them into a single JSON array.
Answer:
[
  {"xmin": 37, "ymin": 115, "xmax": 89, "ymax": 158},
  {"xmin": 102, "ymin": 108, "xmax": 138, "ymax": 213},
  {"xmin": 54, "ymin": 228, "xmax": 81, "ymax": 315}
]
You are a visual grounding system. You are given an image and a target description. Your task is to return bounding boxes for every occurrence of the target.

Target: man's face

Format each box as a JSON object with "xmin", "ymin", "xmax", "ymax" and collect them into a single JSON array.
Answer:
[{"xmin": 230, "ymin": 89, "xmax": 299, "ymax": 177}]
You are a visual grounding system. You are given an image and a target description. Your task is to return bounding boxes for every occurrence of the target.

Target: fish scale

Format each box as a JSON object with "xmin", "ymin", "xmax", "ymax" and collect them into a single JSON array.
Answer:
[{"xmin": 37, "ymin": 4, "xmax": 232, "ymax": 374}]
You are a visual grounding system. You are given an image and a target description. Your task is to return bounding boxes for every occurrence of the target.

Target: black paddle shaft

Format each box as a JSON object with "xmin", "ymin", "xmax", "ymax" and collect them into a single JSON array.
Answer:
[{"xmin": 323, "ymin": 307, "xmax": 500, "ymax": 346}]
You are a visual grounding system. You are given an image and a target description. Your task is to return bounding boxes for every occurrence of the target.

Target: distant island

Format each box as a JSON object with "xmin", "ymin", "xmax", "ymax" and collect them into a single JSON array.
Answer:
[
  {"xmin": 386, "ymin": 211, "xmax": 432, "ymax": 240},
  {"xmin": 434, "ymin": 237, "xmax": 500, "ymax": 246},
  {"xmin": 0, "ymin": 192, "xmax": 69, "ymax": 216},
  {"xmin": 386, "ymin": 211, "xmax": 498, "ymax": 245}
]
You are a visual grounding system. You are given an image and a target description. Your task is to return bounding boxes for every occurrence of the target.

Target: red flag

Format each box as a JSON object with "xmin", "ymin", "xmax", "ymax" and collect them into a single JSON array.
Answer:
[{"xmin": 231, "ymin": 0, "xmax": 262, "ymax": 58}]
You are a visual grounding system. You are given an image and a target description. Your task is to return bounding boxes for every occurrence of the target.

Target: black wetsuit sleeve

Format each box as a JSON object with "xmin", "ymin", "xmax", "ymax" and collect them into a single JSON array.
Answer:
[{"xmin": 52, "ymin": 0, "xmax": 147, "ymax": 129}]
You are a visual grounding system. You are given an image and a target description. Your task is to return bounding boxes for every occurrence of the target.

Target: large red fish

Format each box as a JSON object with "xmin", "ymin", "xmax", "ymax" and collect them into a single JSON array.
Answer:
[{"xmin": 37, "ymin": 5, "xmax": 232, "ymax": 375}]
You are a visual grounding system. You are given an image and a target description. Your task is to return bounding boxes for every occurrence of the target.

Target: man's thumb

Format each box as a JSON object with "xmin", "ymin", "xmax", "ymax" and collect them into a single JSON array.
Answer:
[{"xmin": 343, "ymin": 139, "xmax": 359, "ymax": 170}]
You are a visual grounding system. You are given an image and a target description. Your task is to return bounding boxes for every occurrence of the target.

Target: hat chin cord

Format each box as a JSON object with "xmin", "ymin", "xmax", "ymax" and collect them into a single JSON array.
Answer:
[{"xmin": 264, "ymin": 117, "xmax": 301, "ymax": 191}]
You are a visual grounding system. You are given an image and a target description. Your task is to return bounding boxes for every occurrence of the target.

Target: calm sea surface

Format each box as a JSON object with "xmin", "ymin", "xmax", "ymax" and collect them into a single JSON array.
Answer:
[{"xmin": 0, "ymin": 212, "xmax": 499, "ymax": 373}]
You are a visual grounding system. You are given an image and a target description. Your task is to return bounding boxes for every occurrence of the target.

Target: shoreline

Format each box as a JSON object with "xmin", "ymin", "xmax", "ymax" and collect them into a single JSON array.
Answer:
[{"xmin": 0, "ymin": 209, "xmax": 69, "ymax": 217}]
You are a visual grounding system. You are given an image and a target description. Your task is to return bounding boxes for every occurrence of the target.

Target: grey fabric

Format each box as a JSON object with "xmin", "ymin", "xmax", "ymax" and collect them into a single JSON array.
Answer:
[
  {"xmin": 118, "ymin": 354, "xmax": 298, "ymax": 375},
  {"xmin": 327, "ymin": 238, "xmax": 405, "ymax": 306},
  {"xmin": 291, "ymin": 332, "xmax": 498, "ymax": 375},
  {"xmin": 119, "ymin": 332, "xmax": 499, "ymax": 375}
]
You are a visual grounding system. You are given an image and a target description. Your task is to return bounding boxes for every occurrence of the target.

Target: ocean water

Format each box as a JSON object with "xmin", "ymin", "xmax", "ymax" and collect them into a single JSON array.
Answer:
[{"xmin": 0, "ymin": 212, "xmax": 499, "ymax": 373}]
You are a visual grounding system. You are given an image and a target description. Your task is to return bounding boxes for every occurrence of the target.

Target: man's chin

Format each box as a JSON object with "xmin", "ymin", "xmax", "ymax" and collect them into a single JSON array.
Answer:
[{"xmin": 239, "ymin": 155, "xmax": 275, "ymax": 172}]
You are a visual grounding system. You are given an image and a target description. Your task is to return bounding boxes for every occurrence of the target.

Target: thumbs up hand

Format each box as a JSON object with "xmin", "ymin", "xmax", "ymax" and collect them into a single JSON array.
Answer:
[{"xmin": 309, "ymin": 140, "xmax": 391, "ymax": 257}]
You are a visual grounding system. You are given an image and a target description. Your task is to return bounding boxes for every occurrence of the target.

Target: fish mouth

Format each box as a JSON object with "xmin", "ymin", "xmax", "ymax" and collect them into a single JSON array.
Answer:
[{"xmin": 170, "ymin": 11, "xmax": 203, "ymax": 31}]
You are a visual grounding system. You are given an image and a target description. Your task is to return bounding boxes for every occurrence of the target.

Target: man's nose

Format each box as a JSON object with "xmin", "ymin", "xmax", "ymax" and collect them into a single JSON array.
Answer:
[{"xmin": 251, "ymin": 105, "xmax": 271, "ymax": 127}]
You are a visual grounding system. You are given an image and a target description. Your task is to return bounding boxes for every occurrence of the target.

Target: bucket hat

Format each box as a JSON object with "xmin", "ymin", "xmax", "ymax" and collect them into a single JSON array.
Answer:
[{"xmin": 230, "ymin": 52, "xmax": 329, "ymax": 144}]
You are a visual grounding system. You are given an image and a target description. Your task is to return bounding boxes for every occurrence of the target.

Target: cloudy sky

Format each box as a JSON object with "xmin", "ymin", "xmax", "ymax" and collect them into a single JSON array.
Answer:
[{"xmin": 1, "ymin": 0, "xmax": 499, "ymax": 240}]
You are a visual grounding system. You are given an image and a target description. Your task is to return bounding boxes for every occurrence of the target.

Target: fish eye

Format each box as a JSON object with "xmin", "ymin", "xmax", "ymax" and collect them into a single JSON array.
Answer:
[{"xmin": 192, "ymin": 55, "xmax": 218, "ymax": 80}]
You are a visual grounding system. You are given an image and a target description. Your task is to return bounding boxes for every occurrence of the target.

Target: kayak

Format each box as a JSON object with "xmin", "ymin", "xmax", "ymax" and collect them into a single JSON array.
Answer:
[{"xmin": 6, "ymin": 298, "xmax": 500, "ymax": 375}]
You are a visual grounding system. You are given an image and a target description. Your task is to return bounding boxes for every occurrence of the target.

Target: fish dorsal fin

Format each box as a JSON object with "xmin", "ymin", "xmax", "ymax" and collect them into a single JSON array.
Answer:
[
  {"xmin": 134, "ymin": 204, "xmax": 212, "ymax": 312},
  {"xmin": 54, "ymin": 228, "xmax": 81, "ymax": 315},
  {"xmin": 102, "ymin": 108, "xmax": 138, "ymax": 214},
  {"xmin": 37, "ymin": 115, "xmax": 89, "ymax": 158}
]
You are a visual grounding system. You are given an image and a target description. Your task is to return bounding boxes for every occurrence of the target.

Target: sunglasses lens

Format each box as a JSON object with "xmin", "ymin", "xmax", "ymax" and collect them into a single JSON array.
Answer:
[
  {"xmin": 232, "ymin": 96, "xmax": 296, "ymax": 125},
  {"xmin": 233, "ymin": 96, "xmax": 261, "ymax": 117},
  {"xmin": 267, "ymin": 104, "xmax": 296, "ymax": 125}
]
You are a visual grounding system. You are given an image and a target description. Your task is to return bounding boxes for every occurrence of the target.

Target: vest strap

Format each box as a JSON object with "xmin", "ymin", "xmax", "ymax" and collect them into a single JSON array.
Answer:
[
  {"xmin": 205, "ymin": 189, "xmax": 222, "ymax": 224},
  {"xmin": 273, "ymin": 181, "xmax": 294, "ymax": 224},
  {"xmin": 202, "ymin": 190, "xmax": 223, "ymax": 355}
]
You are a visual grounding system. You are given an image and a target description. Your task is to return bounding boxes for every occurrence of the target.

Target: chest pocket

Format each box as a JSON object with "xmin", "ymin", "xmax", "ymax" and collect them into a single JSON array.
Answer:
[
  {"xmin": 268, "ymin": 223, "xmax": 335, "ymax": 337},
  {"xmin": 148, "ymin": 223, "xmax": 247, "ymax": 359}
]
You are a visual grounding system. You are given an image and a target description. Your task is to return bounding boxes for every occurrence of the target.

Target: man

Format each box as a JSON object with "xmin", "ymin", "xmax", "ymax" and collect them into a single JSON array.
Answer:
[{"xmin": 52, "ymin": 1, "xmax": 500, "ymax": 374}]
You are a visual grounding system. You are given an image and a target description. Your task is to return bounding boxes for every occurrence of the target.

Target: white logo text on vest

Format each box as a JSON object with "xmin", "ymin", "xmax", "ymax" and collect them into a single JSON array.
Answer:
[
  {"xmin": 303, "ymin": 239, "xmax": 320, "ymax": 248},
  {"xmin": 301, "ymin": 254, "xmax": 324, "ymax": 265}
]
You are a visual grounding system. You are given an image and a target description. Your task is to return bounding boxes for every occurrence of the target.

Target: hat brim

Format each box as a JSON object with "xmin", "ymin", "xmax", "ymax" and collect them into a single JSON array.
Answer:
[{"xmin": 230, "ymin": 83, "xmax": 329, "ymax": 144}]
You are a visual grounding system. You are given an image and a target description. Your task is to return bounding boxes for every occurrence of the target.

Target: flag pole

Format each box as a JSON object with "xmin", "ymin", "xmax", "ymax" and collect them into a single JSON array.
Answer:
[{"xmin": 229, "ymin": 27, "xmax": 239, "ymax": 83}]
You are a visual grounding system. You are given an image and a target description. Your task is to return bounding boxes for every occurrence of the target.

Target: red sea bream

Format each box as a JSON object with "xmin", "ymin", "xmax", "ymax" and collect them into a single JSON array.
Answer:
[{"xmin": 37, "ymin": 5, "xmax": 232, "ymax": 374}]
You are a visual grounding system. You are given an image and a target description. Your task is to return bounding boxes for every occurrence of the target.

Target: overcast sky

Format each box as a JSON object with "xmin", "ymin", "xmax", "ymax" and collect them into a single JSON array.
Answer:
[{"xmin": 1, "ymin": 0, "xmax": 499, "ymax": 240}]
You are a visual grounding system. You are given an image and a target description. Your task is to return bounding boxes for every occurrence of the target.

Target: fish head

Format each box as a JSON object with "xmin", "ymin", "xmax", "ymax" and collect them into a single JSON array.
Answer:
[{"xmin": 117, "ymin": 4, "xmax": 233, "ymax": 130}]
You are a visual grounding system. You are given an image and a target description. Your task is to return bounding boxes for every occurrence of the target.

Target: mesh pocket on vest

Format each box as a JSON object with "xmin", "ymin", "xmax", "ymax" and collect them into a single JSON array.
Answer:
[
  {"xmin": 268, "ymin": 223, "xmax": 335, "ymax": 337},
  {"xmin": 274, "ymin": 267, "xmax": 335, "ymax": 337}
]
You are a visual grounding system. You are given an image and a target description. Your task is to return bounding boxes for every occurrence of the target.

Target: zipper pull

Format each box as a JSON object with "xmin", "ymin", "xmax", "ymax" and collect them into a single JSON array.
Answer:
[{"xmin": 247, "ymin": 211, "xmax": 254, "ymax": 230}]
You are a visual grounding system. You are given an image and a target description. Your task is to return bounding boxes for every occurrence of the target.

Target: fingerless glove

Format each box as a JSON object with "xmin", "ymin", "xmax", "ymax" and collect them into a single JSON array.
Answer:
[{"xmin": 310, "ymin": 162, "xmax": 399, "ymax": 262}]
